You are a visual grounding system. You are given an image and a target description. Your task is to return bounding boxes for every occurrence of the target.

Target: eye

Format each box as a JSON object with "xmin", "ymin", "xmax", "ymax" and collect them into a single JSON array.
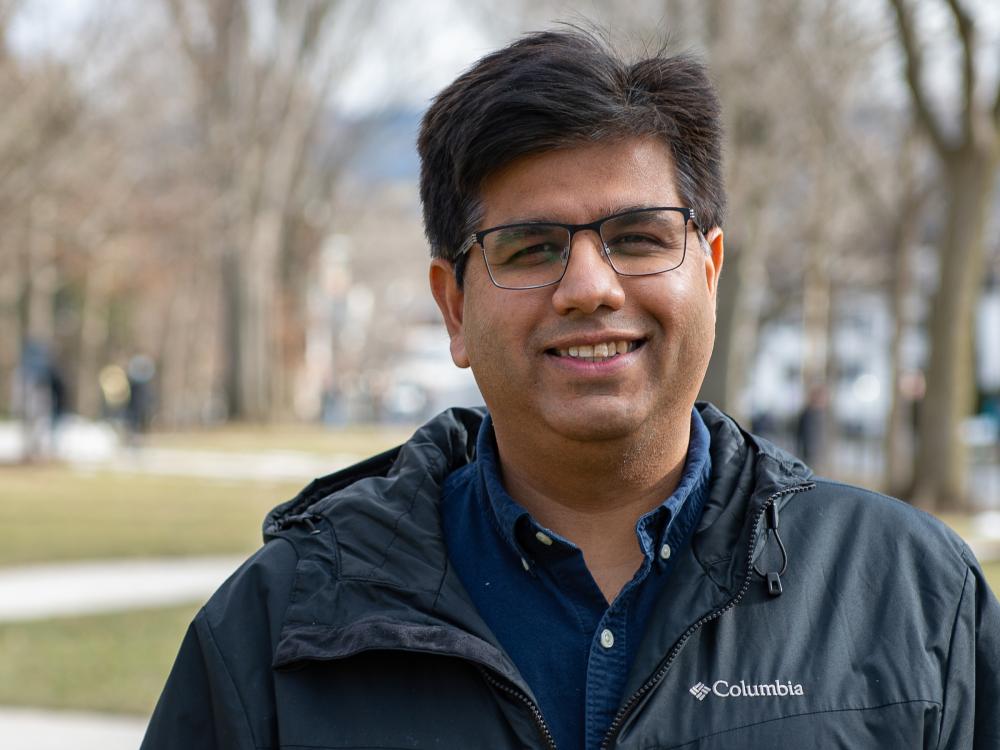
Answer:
[
  {"xmin": 605, "ymin": 233, "xmax": 670, "ymax": 256},
  {"xmin": 503, "ymin": 243, "xmax": 563, "ymax": 266},
  {"xmin": 486, "ymin": 225, "xmax": 567, "ymax": 267}
]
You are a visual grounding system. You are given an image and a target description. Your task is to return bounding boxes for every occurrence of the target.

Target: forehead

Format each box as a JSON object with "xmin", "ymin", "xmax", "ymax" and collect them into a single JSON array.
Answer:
[{"xmin": 478, "ymin": 137, "xmax": 681, "ymax": 226}]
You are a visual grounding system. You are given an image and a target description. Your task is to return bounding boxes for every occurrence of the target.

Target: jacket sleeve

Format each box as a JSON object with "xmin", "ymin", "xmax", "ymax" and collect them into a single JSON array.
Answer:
[
  {"xmin": 140, "ymin": 612, "xmax": 257, "ymax": 750},
  {"xmin": 938, "ymin": 552, "xmax": 1000, "ymax": 750},
  {"xmin": 140, "ymin": 539, "xmax": 299, "ymax": 750}
]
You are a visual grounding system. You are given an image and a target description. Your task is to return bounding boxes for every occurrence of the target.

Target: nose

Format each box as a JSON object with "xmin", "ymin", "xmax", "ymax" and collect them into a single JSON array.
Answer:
[{"xmin": 550, "ymin": 230, "xmax": 626, "ymax": 315}]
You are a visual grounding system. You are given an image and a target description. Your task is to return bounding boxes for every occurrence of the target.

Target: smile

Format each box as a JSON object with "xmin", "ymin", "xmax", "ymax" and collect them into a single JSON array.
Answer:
[{"xmin": 550, "ymin": 339, "xmax": 643, "ymax": 362}]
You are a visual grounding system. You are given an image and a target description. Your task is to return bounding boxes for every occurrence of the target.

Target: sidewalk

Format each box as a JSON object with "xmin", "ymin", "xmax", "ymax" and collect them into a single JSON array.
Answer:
[
  {"xmin": 0, "ymin": 707, "xmax": 147, "ymax": 750},
  {"xmin": 0, "ymin": 556, "xmax": 244, "ymax": 621},
  {"xmin": 0, "ymin": 418, "xmax": 360, "ymax": 482}
]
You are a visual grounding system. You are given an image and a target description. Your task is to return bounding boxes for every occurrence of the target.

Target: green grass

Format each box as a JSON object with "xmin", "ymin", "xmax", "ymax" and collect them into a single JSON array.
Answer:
[
  {"xmin": 0, "ymin": 603, "xmax": 198, "ymax": 715},
  {"xmin": 984, "ymin": 561, "xmax": 1000, "ymax": 594},
  {"xmin": 0, "ymin": 466, "xmax": 303, "ymax": 566}
]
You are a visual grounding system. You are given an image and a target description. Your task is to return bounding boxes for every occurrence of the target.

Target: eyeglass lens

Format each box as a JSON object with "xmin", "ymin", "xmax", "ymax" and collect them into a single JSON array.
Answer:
[{"xmin": 481, "ymin": 208, "xmax": 688, "ymax": 289}]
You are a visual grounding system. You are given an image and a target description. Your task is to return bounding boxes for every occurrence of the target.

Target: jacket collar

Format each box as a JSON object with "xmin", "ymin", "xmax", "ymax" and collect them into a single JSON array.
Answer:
[{"xmin": 266, "ymin": 404, "xmax": 813, "ymax": 683}]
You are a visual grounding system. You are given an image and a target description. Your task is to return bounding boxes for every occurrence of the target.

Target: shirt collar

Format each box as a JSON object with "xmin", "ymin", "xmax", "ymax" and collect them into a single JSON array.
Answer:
[{"xmin": 474, "ymin": 409, "xmax": 712, "ymax": 564}]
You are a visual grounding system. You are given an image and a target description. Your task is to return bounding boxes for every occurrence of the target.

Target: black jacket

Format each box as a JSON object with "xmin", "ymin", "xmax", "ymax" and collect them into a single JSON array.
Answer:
[{"xmin": 142, "ymin": 404, "xmax": 1000, "ymax": 749}]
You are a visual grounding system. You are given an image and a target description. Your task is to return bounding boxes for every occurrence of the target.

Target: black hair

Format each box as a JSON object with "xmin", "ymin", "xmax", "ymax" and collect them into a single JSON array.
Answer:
[{"xmin": 418, "ymin": 27, "xmax": 724, "ymax": 285}]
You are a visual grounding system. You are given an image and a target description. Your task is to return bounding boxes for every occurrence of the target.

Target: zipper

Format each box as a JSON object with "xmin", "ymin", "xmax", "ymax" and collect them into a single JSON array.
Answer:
[
  {"xmin": 599, "ymin": 483, "xmax": 814, "ymax": 749},
  {"xmin": 480, "ymin": 668, "xmax": 558, "ymax": 750}
]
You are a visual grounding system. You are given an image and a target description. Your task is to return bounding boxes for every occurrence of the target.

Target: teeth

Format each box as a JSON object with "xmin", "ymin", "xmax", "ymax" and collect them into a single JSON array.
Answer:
[{"xmin": 556, "ymin": 340, "xmax": 635, "ymax": 359}]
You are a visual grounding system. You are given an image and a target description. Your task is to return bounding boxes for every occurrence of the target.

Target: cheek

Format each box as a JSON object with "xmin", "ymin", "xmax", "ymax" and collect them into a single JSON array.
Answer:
[
  {"xmin": 646, "ymin": 282, "xmax": 715, "ymax": 357},
  {"xmin": 461, "ymin": 299, "xmax": 516, "ymax": 370}
]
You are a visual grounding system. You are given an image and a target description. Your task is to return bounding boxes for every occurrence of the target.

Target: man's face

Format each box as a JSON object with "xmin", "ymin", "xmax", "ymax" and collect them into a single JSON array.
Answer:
[{"xmin": 430, "ymin": 137, "xmax": 723, "ymax": 449}]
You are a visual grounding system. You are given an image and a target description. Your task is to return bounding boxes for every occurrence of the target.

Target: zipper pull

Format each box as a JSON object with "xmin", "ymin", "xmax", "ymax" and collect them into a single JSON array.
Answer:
[
  {"xmin": 766, "ymin": 571, "xmax": 783, "ymax": 596},
  {"xmin": 755, "ymin": 502, "xmax": 786, "ymax": 597}
]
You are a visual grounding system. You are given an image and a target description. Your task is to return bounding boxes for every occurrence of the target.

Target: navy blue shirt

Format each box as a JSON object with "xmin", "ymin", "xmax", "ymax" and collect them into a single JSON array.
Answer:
[{"xmin": 442, "ymin": 410, "xmax": 711, "ymax": 749}]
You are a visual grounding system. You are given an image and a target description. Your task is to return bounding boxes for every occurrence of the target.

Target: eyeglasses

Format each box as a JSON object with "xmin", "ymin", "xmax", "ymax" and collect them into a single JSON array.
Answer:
[{"xmin": 457, "ymin": 206, "xmax": 698, "ymax": 290}]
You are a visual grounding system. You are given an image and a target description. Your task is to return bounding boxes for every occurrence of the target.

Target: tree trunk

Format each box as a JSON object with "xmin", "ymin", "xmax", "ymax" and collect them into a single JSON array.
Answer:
[
  {"xmin": 700, "ymin": 213, "xmax": 768, "ymax": 425},
  {"xmin": 238, "ymin": 210, "xmax": 282, "ymax": 422},
  {"xmin": 221, "ymin": 245, "xmax": 243, "ymax": 419},
  {"xmin": 26, "ymin": 202, "xmax": 57, "ymax": 343},
  {"xmin": 911, "ymin": 149, "xmax": 997, "ymax": 510},
  {"xmin": 700, "ymin": 244, "xmax": 738, "ymax": 412},
  {"xmin": 0, "ymin": 247, "xmax": 19, "ymax": 415},
  {"xmin": 883, "ymin": 189, "xmax": 922, "ymax": 495}
]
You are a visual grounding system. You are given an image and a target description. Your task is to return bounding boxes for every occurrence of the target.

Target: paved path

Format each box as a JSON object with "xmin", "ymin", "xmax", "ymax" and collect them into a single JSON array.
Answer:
[
  {"xmin": 0, "ymin": 557, "xmax": 243, "ymax": 745},
  {"xmin": 0, "ymin": 707, "xmax": 147, "ymax": 750},
  {"xmin": 0, "ymin": 556, "xmax": 244, "ymax": 621}
]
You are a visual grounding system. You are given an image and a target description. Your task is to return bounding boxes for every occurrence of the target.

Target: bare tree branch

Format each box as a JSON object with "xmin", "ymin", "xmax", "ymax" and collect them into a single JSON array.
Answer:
[
  {"xmin": 944, "ymin": 0, "xmax": 975, "ymax": 143},
  {"xmin": 163, "ymin": 0, "xmax": 213, "ymax": 93},
  {"xmin": 887, "ymin": 0, "xmax": 953, "ymax": 155}
]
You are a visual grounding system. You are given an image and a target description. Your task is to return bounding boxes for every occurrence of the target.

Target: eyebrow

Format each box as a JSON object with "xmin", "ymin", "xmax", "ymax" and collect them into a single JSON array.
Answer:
[{"xmin": 497, "ymin": 204, "xmax": 658, "ymax": 225}]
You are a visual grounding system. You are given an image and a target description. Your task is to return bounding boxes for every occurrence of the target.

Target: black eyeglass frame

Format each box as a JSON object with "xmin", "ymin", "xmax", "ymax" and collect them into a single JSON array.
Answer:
[{"xmin": 456, "ymin": 206, "xmax": 700, "ymax": 290}]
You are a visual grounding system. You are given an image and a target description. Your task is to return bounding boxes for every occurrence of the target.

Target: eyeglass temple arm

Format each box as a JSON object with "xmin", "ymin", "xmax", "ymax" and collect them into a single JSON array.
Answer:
[{"xmin": 457, "ymin": 233, "xmax": 477, "ymax": 257}]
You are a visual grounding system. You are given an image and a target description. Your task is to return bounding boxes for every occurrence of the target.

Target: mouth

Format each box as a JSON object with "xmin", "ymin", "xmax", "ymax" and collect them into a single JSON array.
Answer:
[{"xmin": 547, "ymin": 339, "xmax": 645, "ymax": 363}]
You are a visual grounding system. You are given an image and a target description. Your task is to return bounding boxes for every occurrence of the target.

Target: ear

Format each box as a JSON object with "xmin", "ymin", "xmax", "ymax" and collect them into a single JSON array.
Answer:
[
  {"xmin": 429, "ymin": 258, "xmax": 470, "ymax": 368},
  {"xmin": 701, "ymin": 227, "xmax": 724, "ymax": 299}
]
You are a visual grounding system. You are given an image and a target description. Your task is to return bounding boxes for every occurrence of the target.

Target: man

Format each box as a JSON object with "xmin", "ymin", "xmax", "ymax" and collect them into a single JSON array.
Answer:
[{"xmin": 143, "ymin": 30, "xmax": 1000, "ymax": 749}]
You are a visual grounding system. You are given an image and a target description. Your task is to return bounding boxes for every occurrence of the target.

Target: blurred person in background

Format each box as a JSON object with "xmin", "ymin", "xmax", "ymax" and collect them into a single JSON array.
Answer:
[
  {"xmin": 795, "ymin": 381, "xmax": 828, "ymax": 470},
  {"xmin": 12, "ymin": 339, "xmax": 65, "ymax": 462},
  {"xmin": 143, "ymin": 28, "xmax": 1000, "ymax": 749},
  {"xmin": 125, "ymin": 354, "xmax": 157, "ymax": 444}
]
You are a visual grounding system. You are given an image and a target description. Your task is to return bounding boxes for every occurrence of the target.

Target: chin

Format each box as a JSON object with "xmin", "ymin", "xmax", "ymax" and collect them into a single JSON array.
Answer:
[{"xmin": 543, "ymin": 403, "xmax": 646, "ymax": 443}]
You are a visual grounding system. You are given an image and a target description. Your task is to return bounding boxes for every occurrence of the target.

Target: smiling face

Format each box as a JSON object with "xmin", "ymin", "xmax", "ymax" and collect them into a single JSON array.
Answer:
[{"xmin": 430, "ymin": 137, "xmax": 724, "ymax": 453}]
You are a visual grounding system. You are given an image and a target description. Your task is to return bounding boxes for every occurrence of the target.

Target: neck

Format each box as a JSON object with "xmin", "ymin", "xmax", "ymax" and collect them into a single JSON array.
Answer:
[{"xmin": 491, "ymin": 412, "xmax": 692, "ymax": 601}]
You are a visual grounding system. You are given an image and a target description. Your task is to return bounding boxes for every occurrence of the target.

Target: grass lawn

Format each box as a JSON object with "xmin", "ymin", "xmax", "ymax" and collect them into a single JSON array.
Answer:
[
  {"xmin": 0, "ymin": 466, "xmax": 303, "ymax": 566},
  {"xmin": 985, "ymin": 561, "xmax": 1000, "ymax": 594},
  {"xmin": 0, "ymin": 603, "xmax": 198, "ymax": 715}
]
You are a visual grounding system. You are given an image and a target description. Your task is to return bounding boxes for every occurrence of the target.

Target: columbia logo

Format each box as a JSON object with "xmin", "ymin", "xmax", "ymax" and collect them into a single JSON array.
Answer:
[
  {"xmin": 689, "ymin": 682, "xmax": 711, "ymax": 701},
  {"xmin": 689, "ymin": 679, "xmax": 806, "ymax": 700}
]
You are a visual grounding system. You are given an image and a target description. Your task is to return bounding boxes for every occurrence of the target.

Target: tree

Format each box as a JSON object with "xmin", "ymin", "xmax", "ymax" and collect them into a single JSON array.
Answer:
[
  {"xmin": 888, "ymin": 0, "xmax": 1000, "ymax": 509},
  {"xmin": 163, "ymin": 0, "xmax": 373, "ymax": 421}
]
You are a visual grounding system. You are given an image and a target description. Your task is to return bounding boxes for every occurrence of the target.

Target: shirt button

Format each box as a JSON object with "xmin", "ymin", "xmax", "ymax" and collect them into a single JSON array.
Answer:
[
  {"xmin": 600, "ymin": 629, "xmax": 615, "ymax": 649},
  {"xmin": 660, "ymin": 543, "xmax": 672, "ymax": 560},
  {"xmin": 535, "ymin": 531, "xmax": 553, "ymax": 546}
]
